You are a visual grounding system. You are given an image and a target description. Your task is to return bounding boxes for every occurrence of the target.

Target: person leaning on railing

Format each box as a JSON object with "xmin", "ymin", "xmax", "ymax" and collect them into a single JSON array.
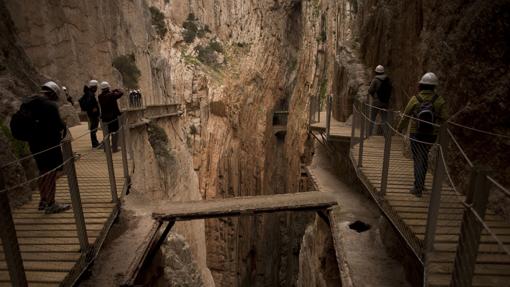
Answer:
[{"xmin": 397, "ymin": 72, "xmax": 448, "ymax": 197}]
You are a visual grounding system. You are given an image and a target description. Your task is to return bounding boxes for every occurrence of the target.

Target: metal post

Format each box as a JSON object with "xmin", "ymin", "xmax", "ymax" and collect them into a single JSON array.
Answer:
[
  {"xmin": 450, "ymin": 166, "xmax": 490, "ymax": 287},
  {"xmin": 350, "ymin": 104, "xmax": 357, "ymax": 141},
  {"xmin": 101, "ymin": 121, "xmax": 119, "ymax": 205},
  {"xmin": 423, "ymin": 125, "xmax": 448, "ymax": 281},
  {"xmin": 317, "ymin": 95, "xmax": 321, "ymax": 123},
  {"xmin": 309, "ymin": 96, "xmax": 313, "ymax": 125},
  {"xmin": 326, "ymin": 95, "xmax": 332, "ymax": 138},
  {"xmin": 0, "ymin": 179, "xmax": 27, "ymax": 287},
  {"xmin": 62, "ymin": 140, "xmax": 89, "ymax": 252},
  {"xmin": 380, "ymin": 116, "xmax": 393, "ymax": 196},
  {"xmin": 119, "ymin": 114, "xmax": 130, "ymax": 183},
  {"xmin": 358, "ymin": 103, "xmax": 366, "ymax": 168}
]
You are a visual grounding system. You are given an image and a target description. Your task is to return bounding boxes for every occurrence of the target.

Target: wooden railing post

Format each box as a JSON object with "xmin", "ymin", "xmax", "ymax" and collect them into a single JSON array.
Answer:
[
  {"xmin": 423, "ymin": 125, "xmax": 448, "ymax": 284},
  {"xmin": 450, "ymin": 166, "xmax": 490, "ymax": 287},
  {"xmin": 0, "ymin": 178, "xmax": 27, "ymax": 287},
  {"xmin": 380, "ymin": 115, "xmax": 393, "ymax": 196},
  {"xmin": 62, "ymin": 140, "xmax": 89, "ymax": 252},
  {"xmin": 101, "ymin": 121, "xmax": 119, "ymax": 205},
  {"xmin": 358, "ymin": 103, "xmax": 366, "ymax": 168}
]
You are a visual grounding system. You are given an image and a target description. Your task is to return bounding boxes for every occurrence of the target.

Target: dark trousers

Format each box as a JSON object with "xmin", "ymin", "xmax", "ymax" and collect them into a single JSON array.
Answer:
[
  {"xmin": 89, "ymin": 116, "xmax": 100, "ymax": 146},
  {"xmin": 38, "ymin": 168, "xmax": 57, "ymax": 205},
  {"xmin": 368, "ymin": 102, "xmax": 389, "ymax": 136},
  {"xmin": 410, "ymin": 134, "xmax": 437, "ymax": 192},
  {"xmin": 106, "ymin": 119, "xmax": 120, "ymax": 152}
]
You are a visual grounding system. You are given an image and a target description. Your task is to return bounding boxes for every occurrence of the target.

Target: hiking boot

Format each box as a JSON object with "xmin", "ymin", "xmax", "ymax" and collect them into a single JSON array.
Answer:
[
  {"xmin": 38, "ymin": 201, "xmax": 48, "ymax": 211},
  {"xmin": 45, "ymin": 203, "xmax": 71, "ymax": 214},
  {"xmin": 409, "ymin": 188, "xmax": 423, "ymax": 198}
]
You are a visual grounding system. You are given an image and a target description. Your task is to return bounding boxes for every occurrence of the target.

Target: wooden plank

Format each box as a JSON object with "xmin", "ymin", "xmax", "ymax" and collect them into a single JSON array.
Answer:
[
  {"xmin": 153, "ymin": 191, "xmax": 338, "ymax": 221},
  {"xmin": 0, "ymin": 271, "xmax": 67, "ymax": 283},
  {"xmin": 0, "ymin": 253, "xmax": 80, "ymax": 262},
  {"xmin": 429, "ymin": 274, "xmax": 510, "ymax": 287},
  {"xmin": 430, "ymin": 253, "xmax": 510, "ymax": 264},
  {"xmin": 15, "ymin": 230, "xmax": 101, "ymax": 238},
  {"xmin": 13, "ymin": 224, "xmax": 105, "ymax": 231},
  {"xmin": 0, "ymin": 245, "xmax": 80, "ymax": 253},
  {"xmin": 0, "ymin": 261, "xmax": 75, "ymax": 272}
]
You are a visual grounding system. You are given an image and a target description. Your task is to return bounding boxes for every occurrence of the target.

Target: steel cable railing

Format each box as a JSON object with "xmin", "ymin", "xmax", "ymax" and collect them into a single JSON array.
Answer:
[
  {"xmin": 350, "ymin": 99, "xmax": 510, "ymax": 287},
  {"xmin": 0, "ymin": 115, "xmax": 131, "ymax": 286}
]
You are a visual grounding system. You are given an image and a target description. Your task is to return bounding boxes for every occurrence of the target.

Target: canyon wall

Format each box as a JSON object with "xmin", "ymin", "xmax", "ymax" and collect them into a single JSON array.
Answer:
[
  {"xmin": 332, "ymin": 0, "xmax": 510, "ymax": 183},
  {"xmin": 1, "ymin": 0, "xmax": 346, "ymax": 285}
]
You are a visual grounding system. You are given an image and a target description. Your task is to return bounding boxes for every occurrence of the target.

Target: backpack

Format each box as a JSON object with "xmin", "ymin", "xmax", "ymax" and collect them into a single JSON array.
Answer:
[
  {"xmin": 414, "ymin": 94, "xmax": 439, "ymax": 134},
  {"xmin": 377, "ymin": 77, "xmax": 392, "ymax": 103},
  {"xmin": 10, "ymin": 98, "xmax": 38, "ymax": 142},
  {"xmin": 78, "ymin": 93, "xmax": 92, "ymax": 112}
]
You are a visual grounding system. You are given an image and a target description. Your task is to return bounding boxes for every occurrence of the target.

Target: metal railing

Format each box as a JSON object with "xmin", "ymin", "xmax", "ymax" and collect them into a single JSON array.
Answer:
[
  {"xmin": 349, "ymin": 100, "xmax": 510, "ymax": 286},
  {"xmin": 0, "ymin": 114, "xmax": 132, "ymax": 286}
]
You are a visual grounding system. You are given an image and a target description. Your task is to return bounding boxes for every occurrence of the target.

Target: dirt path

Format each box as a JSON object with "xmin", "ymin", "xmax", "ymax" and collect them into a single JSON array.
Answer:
[{"xmin": 309, "ymin": 144, "xmax": 411, "ymax": 287}]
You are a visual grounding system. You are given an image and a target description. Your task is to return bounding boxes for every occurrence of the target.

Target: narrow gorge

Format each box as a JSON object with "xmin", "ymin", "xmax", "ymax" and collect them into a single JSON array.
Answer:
[{"xmin": 0, "ymin": 0, "xmax": 508, "ymax": 287}]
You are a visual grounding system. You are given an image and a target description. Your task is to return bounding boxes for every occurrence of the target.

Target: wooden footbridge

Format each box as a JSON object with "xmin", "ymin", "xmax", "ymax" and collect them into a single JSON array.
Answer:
[
  {"xmin": 0, "ymin": 124, "xmax": 126, "ymax": 286},
  {"xmin": 0, "ymin": 104, "xmax": 184, "ymax": 287},
  {"xmin": 346, "ymin": 103, "xmax": 510, "ymax": 287},
  {"xmin": 122, "ymin": 191, "xmax": 339, "ymax": 286}
]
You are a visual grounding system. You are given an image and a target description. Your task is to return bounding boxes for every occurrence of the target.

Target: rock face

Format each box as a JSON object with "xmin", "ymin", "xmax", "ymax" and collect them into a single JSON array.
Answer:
[
  {"xmin": 6, "ymin": 0, "xmax": 508, "ymax": 286},
  {"xmin": 297, "ymin": 217, "xmax": 340, "ymax": 287},
  {"xmin": 330, "ymin": 0, "xmax": 510, "ymax": 185},
  {"xmin": 162, "ymin": 233, "xmax": 207, "ymax": 287}
]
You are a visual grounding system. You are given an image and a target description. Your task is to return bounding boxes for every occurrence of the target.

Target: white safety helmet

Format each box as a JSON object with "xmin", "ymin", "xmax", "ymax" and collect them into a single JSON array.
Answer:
[
  {"xmin": 375, "ymin": 65, "xmax": 385, "ymax": 73},
  {"xmin": 62, "ymin": 86, "xmax": 67, "ymax": 91},
  {"xmin": 88, "ymin": 79, "xmax": 98, "ymax": 88},
  {"xmin": 419, "ymin": 72, "xmax": 439, "ymax": 86},
  {"xmin": 41, "ymin": 81, "xmax": 61, "ymax": 95},
  {"xmin": 99, "ymin": 81, "xmax": 111, "ymax": 90}
]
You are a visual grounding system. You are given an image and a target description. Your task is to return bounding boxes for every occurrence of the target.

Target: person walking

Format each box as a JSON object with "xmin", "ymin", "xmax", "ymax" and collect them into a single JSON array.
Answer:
[
  {"xmin": 98, "ymin": 81, "xmax": 124, "ymax": 152},
  {"xmin": 79, "ymin": 80, "xmax": 101, "ymax": 148},
  {"xmin": 368, "ymin": 65, "xmax": 392, "ymax": 136},
  {"xmin": 10, "ymin": 81, "xmax": 71, "ymax": 213},
  {"xmin": 398, "ymin": 72, "xmax": 448, "ymax": 197}
]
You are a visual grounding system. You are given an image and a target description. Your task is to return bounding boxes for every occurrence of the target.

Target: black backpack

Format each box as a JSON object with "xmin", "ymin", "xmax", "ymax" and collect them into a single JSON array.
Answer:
[
  {"xmin": 414, "ymin": 94, "xmax": 439, "ymax": 134},
  {"xmin": 377, "ymin": 77, "xmax": 392, "ymax": 103},
  {"xmin": 78, "ymin": 93, "xmax": 92, "ymax": 111},
  {"xmin": 10, "ymin": 98, "xmax": 38, "ymax": 142}
]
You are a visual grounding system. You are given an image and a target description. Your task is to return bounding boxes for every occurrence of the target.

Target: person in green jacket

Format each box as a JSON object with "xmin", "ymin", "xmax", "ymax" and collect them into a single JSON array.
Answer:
[{"xmin": 398, "ymin": 72, "xmax": 448, "ymax": 197}]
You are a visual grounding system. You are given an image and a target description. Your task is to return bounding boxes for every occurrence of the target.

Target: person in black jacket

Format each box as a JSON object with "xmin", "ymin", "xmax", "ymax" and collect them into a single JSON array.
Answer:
[
  {"xmin": 79, "ymin": 80, "xmax": 101, "ymax": 147},
  {"xmin": 98, "ymin": 81, "xmax": 124, "ymax": 152},
  {"xmin": 28, "ymin": 81, "xmax": 71, "ymax": 214},
  {"xmin": 367, "ymin": 65, "xmax": 392, "ymax": 136}
]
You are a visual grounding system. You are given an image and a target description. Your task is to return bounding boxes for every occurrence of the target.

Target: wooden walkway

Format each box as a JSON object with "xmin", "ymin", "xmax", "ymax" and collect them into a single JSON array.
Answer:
[
  {"xmin": 310, "ymin": 112, "xmax": 351, "ymax": 141},
  {"xmin": 352, "ymin": 136, "xmax": 510, "ymax": 287},
  {"xmin": 0, "ymin": 124, "xmax": 124, "ymax": 286},
  {"xmin": 153, "ymin": 191, "xmax": 338, "ymax": 221}
]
